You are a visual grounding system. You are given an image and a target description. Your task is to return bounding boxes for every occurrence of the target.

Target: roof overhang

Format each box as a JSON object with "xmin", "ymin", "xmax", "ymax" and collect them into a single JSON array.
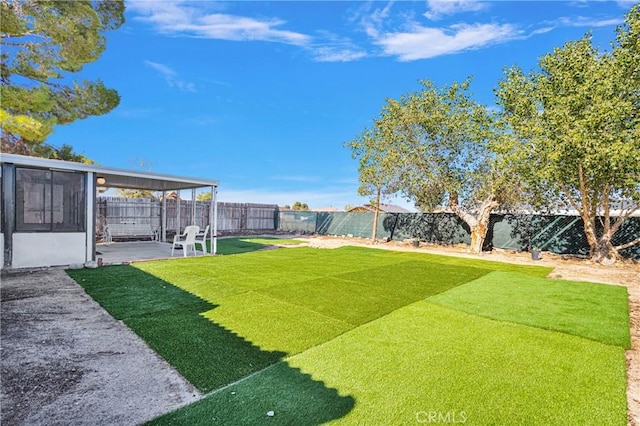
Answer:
[{"xmin": 0, "ymin": 153, "xmax": 218, "ymax": 191}]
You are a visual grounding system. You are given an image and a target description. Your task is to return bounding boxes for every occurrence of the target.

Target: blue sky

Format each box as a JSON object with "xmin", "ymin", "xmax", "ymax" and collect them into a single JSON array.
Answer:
[{"xmin": 47, "ymin": 0, "xmax": 635, "ymax": 210}]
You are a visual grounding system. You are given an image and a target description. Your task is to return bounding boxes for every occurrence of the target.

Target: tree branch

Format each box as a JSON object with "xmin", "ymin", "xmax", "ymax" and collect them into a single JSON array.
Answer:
[
  {"xmin": 11, "ymin": 73, "xmax": 61, "ymax": 88},
  {"xmin": 558, "ymin": 181, "xmax": 582, "ymax": 215},
  {"xmin": 614, "ymin": 235, "xmax": 640, "ymax": 251},
  {"xmin": 610, "ymin": 201, "xmax": 640, "ymax": 235},
  {"xmin": 449, "ymin": 192, "xmax": 478, "ymax": 228},
  {"xmin": 601, "ymin": 185, "xmax": 611, "ymax": 233}
]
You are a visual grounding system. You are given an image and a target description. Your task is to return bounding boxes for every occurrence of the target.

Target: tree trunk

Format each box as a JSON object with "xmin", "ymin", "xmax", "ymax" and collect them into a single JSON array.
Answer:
[
  {"xmin": 449, "ymin": 193, "xmax": 499, "ymax": 254},
  {"xmin": 559, "ymin": 169, "xmax": 640, "ymax": 264},
  {"xmin": 577, "ymin": 202, "xmax": 623, "ymax": 264},
  {"xmin": 573, "ymin": 165, "xmax": 622, "ymax": 264},
  {"xmin": 469, "ymin": 222, "xmax": 488, "ymax": 254},
  {"xmin": 371, "ymin": 186, "xmax": 381, "ymax": 242},
  {"xmin": 590, "ymin": 231, "xmax": 620, "ymax": 265}
]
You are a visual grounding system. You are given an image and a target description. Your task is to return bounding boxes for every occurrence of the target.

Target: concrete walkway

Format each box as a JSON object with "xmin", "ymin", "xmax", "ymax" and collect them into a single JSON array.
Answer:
[{"xmin": 0, "ymin": 268, "xmax": 201, "ymax": 426}]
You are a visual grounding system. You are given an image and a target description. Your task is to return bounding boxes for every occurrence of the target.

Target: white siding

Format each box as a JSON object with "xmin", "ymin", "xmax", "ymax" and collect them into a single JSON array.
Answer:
[{"xmin": 12, "ymin": 233, "xmax": 87, "ymax": 268}]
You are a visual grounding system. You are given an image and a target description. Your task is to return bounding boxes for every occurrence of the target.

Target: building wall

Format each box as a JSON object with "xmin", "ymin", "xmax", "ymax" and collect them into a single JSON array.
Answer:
[
  {"xmin": 11, "ymin": 233, "xmax": 87, "ymax": 269},
  {"xmin": 0, "ymin": 233, "xmax": 3, "ymax": 267}
]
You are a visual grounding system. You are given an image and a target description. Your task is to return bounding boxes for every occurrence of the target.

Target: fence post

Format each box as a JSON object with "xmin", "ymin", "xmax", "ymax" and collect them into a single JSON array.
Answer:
[{"xmin": 161, "ymin": 192, "xmax": 167, "ymax": 242}]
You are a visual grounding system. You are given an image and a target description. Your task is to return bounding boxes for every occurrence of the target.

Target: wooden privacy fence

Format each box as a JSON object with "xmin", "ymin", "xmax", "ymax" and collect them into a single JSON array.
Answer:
[
  {"xmin": 97, "ymin": 197, "xmax": 277, "ymax": 236},
  {"xmin": 216, "ymin": 202, "xmax": 278, "ymax": 231},
  {"xmin": 96, "ymin": 197, "xmax": 160, "ymax": 234}
]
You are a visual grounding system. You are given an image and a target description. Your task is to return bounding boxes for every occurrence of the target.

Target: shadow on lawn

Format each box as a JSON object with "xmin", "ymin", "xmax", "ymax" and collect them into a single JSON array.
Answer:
[
  {"xmin": 67, "ymin": 265, "xmax": 354, "ymax": 424},
  {"xmin": 150, "ymin": 362, "xmax": 356, "ymax": 425}
]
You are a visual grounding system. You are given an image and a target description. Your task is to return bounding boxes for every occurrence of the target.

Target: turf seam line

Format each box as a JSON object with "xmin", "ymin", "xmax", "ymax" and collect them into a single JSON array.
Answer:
[
  {"xmin": 247, "ymin": 289, "xmax": 355, "ymax": 328},
  {"xmin": 425, "ymin": 301, "xmax": 630, "ymax": 349},
  {"xmin": 201, "ymin": 360, "xmax": 289, "ymax": 397},
  {"xmin": 277, "ymin": 297, "xmax": 444, "ymax": 363}
]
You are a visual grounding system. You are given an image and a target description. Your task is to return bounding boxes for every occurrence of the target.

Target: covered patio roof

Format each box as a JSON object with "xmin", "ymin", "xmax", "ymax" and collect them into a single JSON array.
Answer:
[{"xmin": 0, "ymin": 153, "xmax": 218, "ymax": 191}]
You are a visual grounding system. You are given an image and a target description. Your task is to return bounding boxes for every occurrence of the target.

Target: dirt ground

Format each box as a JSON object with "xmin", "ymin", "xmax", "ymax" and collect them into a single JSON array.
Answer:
[
  {"xmin": 299, "ymin": 234, "xmax": 640, "ymax": 426},
  {"xmin": 1, "ymin": 235, "xmax": 639, "ymax": 425}
]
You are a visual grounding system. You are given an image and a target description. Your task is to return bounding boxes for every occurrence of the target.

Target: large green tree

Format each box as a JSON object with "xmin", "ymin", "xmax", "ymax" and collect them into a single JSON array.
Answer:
[
  {"xmin": 348, "ymin": 79, "xmax": 515, "ymax": 253},
  {"xmin": 496, "ymin": 5, "xmax": 640, "ymax": 263},
  {"xmin": 1, "ymin": 0, "xmax": 124, "ymax": 155},
  {"xmin": 292, "ymin": 201, "xmax": 309, "ymax": 211},
  {"xmin": 32, "ymin": 143, "xmax": 93, "ymax": 163},
  {"xmin": 197, "ymin": 191, "xmax": 213, "ymax": 202},
  {"xmin": 346, "ymin": 125, "xmax": 403, "ymax": 240}
]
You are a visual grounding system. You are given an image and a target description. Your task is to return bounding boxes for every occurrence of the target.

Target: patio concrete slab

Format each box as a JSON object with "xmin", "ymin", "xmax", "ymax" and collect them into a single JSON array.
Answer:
[
  {"xmin": 96, "ymin": 242, "xmax": 210, "ymax": 265},
  {"xmin": 0, "ymin": 268, "xmax": 201, "ymax": 426}
]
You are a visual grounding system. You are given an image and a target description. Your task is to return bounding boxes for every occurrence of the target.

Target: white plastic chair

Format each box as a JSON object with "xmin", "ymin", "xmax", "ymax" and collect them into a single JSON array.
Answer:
[
  {"xmin": 171, "ymin": 225, "xmax": 200, "ymax": 257},
  {"xmin": 194, "ymin": 225, "xmax": 210, "ymax": 254},
  {"xmin": 103, "ymin": 225, "xmax": 112, "ymax": 245}
]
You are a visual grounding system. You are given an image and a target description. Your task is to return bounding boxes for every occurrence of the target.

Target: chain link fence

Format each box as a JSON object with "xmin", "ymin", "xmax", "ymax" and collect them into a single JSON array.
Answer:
[{"xmin": 277, "ymin": 211, "xmax": 640, "ymax": 260}]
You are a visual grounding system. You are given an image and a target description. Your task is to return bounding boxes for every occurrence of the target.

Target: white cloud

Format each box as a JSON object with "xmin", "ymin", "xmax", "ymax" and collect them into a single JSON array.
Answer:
[
  {"xmin": 130, "ymin": 2, "xmax": 370, "ymax": 63},
  {"xmin": 270, "ymin": 175, "xmax": 322, "ymax": 183},
  {"xmin": 531, "ymin": 26, "xmax": 555, "ymax": 36},
  {"xmin": 307, "ymin": 30, "xmax": 368, "ymax": 62},
  {"xmin": 616, "ymin": 0, "xmax": 638, "ymax": 8},
  {"xmin": 144, "ymin": 60, "xmax": 196, "ymax": 92},
  {"xmin": 130, "ymin": 1, "xmax": 310, "ymax": 46},
  {"xmin": 424, "ymin": 0, "xmax": 488, "ymax": 20},
  {"xmin": 531, "ymin": 15, "xmax": 624, "ymax": 36},
  {"xmin": 355, "ymin": 2, "xmax": 518, "ymax": 61},
  {"xmin": 195, "ymin": 14, "xmax": 309, "ymax": 45},
  {"xmin": 376, "ymin": 23, "xmax": 519, "ymax": 61},
  {"xmin": 353, "ymin": 1, "xmax": 394, "ymax": 38},
  {"xmin": 555, "ymin": 16, "xmax": 624, "ymax": 28},
  {"xmin": 313, "ymin": 47, "xmax": 368, "ymax": 62}
]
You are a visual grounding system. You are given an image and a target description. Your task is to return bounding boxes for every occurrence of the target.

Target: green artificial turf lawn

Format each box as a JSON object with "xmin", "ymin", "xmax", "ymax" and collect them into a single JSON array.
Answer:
[
  {"xmin": 136, "ymin": 248, "xmax": 493, "ymax": 354},
  {"xmin": 428, "ymin": 271, "xmax": 631, "ymax": 348},
  {"xmin": 151, "ymin": 302, "xmax": 627, "ymax": 425},
  {"xmin": 148, "ymin": 361, "xmax": 356, "ymax": 426},
  {"xmin": 369, "ymin": 248, "xmax": 555, "ymax": 278},
  {"xmin": 127, "ymin": 304, "xmax": 285, "ymax": 392},
  {"xmin": 68, "ymin": 245, "xmax": 628, "ymax": 425},
  {"xmin": 67, "ymin": 265, "xmax": 211, "ymax": 319},
  {"xmin": 200, "ymin": 291, "xmax": 351, "ymax": 354},
  {"xmin": 70, "ymin": 247, "xmax": 506, "ymax": 391},
  {"xmin": 206, "ymin": 237, "xmax": 304, "ymax": 255},
  {"xmin": 68, "ymin": 265, "xmax": 284, "ymax": 392}
]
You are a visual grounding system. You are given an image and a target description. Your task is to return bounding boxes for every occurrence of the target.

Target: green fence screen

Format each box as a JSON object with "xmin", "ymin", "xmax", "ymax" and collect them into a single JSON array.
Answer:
[{"xmin": 277, "ymin": 211, "xmax": 640, "ymax": 260}]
